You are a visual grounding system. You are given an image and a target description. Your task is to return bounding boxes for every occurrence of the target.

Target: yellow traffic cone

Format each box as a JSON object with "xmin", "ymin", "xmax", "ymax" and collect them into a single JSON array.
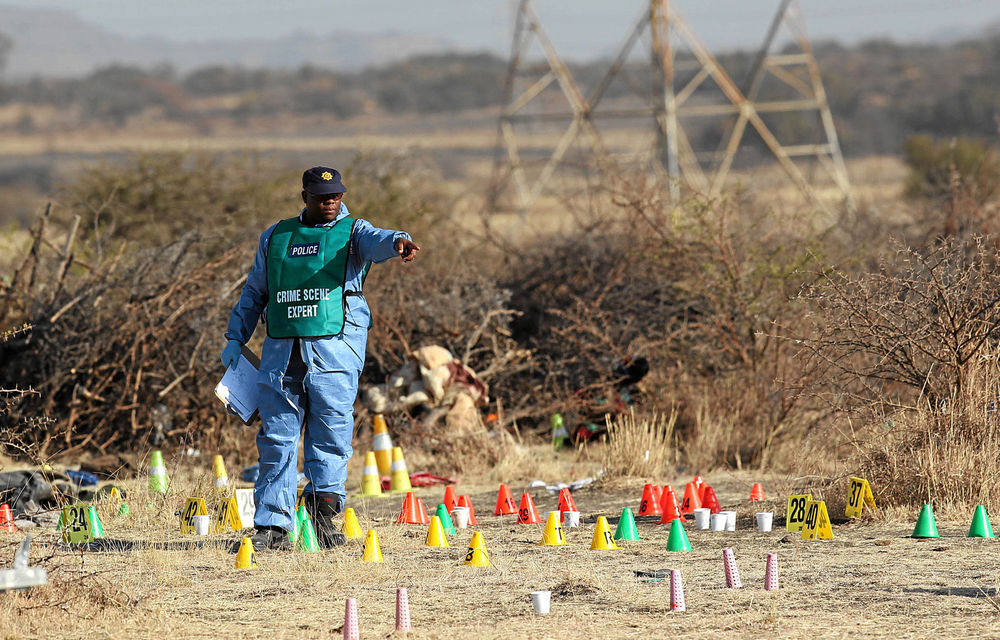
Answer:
[
  {"xmin": 341, "ymin": 507, "xmax": 363, "ymax": 539},
  {"xmin": 359, "ymin": 451, "xmax": 383, "ymax": 497},
  {"xmin": 212, "ymin": 455, "xmax": 228, "ymax": 488},
  {"xmin": 361, "ymin": 529, "xmax": 384, "ymax": 563},
  {"xmin": 373, "ymin": 414, "xmax": 394, "ymax": 477},
  {"xmin": 235, "ymin": 537, "xmax": 257, "ymax": 569},
  {"xmin": 541, "ymin": 510, "xmax": 566, "ymax": 546},
  {"xmin": 389, "ymin": 447, "xmax": 412, "ymax": 493},
  {"xmin": 464, "ymin": 531, "xmax": 491, "ymax": 567},
  {"xmin": 590, "ymin": 516, "xmax": 618, "ymax": 550},
  {"xmin": 425, "ymin": 515, "xmax": 450, "ymax": 547}
]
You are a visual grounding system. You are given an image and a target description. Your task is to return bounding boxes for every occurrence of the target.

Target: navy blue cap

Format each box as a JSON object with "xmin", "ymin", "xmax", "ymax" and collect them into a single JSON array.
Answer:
[{"xmin": 302, "ymin": 166, "xmax": 347, "ymax": 195}]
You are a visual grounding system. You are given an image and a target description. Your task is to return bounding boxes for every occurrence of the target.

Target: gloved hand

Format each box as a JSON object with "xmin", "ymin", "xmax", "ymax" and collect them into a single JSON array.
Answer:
[{"xmin": 221, "ymin": 339, "xmax": 242, "ymax": 370}]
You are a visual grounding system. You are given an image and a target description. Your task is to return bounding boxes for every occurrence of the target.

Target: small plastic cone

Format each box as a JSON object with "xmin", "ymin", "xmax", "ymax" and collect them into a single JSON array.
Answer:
[
  {"xmin": 659, "ymin": 484, "xmax": 674, "ymax": 511},
  {"xmin": 517, "ymin": 493, "xmax": 542, "ymax": 524},
  {"xmin": 341, "ymin": 508, "xmax": 363, "ymax": 539},
  {"xmin": 494, "ymin": 484, "xmax": 517, "ymax": 515},
  {"xmin": 288, "ymin": 510, "xmax": 301, "ymax": 544},
  {"xmin": 372, "ymin": 414, "xmax": 394, "ymax": 476},
  {"xmin": 722, "ymin": 547, "xmax": 742, "ymax": 588},
  {"xmin": 464, "ymin": 531, "xmax": 491, "ymax": 567},
  {"xmin": 235, "ymin": 537, "xmax": 257, "ymax": 569},
  {"xmin": 749, "ymin": 482, "xmax": 766, "ymax": 502},
  {"xmin": 395, "ymin": 587, "xmax": 412, "ymax": 633},
  {"xmin": 359, "ymin": 451, "xmax": 383, "ymax": 497},
  {"xmin": 680, "ymin": 483, "xmax": 701, "ymax": 514},
  {"xmin": 667, "ymin": 518, "xmax": 693, "ymax": 551},
  {"xmin": 425, "ymin": 515, "xmax": 450, "ymax": 547},
  {"xmin": 541, "ymin": 511, "xmax": 566, "ymax": 546},
  {"xmin": 764, "ymin": 552, "xmax": 779, "ymax": 590},
  {"xmin": 651, "ymin": 484, "xmax": 663, "ymax": 506},
  {"xmin": 443, "ymin": 486, "xmax": 459, "ymax": 512},
  {"xmin": 344, "ymin": 597, "xmax": 360, "ymax": 640},
  {"xmin": 557, "ymin": 488, "xmax": 578, "ymax": 521},
  {"xmin": 614, "ymin": 507, "xmax": 641, "ymax": 541},
  {"xmin": 0, "ymin": 503, "xmax": 16, "ymax": 532},
  {"xmin": 692, "ymin": 476, "xmax": 704, "ymax": 493},
  {"xmin": 659, "ymin": 488, "xmax": 682, "ymax": 524},
  {"xmin": 389, "ymin": 447, "xmax": 412, "ymax": 493},
  {"xmin": 912, "ymin": 504, "xmax": 940, "ymax": 538},
  {"xmin": 416, "ymin": 497, "xmax": 429, "ymax": 524},
  {"xmin": 435, "ymin": 503, "xmax": 457, "ymax": 535},
  {"xmin": 968, "ymin": 505, "xmax": 995, "ymax": 538},
  {"xmin": 117, "ymin": 503, "xmax": 130, "ymax": 517},
  {"xmin": 458, "ymin": 494, "xmax": 479, "ymax": 525},
  {"xmin": 148, "ymin": 449, "xmax": 169, "ymax": 494},
  {"xmin": 361, "ymin": 529, "xmax": 384, "ymax": 562},
  {"xmin": 298, "ymin": 515, "xmax": 320, "ymax": 552},
  {"xmin": 212, "ymin": 454, "xmax": 228, "ymax": 488},
  {"xmin": 701, "ymin": 486, "xmax": 722, "ymax": 514},
  {"xmin": 590, "ymin": 516, "xmax": 618, "ymax": 550},
  {"xmin": 87, "ymin": 506, "xmax": 105, "ymax": 538},
  {"xmin": 637, "ymin": 483, "xmax": 662, "ymax": 516},
  {"xmin": 395, "ymin": 492, "xmax": 428, "ymax": 525},
  {"xmin": 669, "ymin": 569, "xmax": 685, "ymax": 611}
]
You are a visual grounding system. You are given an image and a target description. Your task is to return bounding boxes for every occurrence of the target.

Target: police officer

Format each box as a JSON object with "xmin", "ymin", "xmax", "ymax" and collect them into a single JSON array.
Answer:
[{"xmin": 221, "ymin": 167, "xmax": 419, "ymax": 549}]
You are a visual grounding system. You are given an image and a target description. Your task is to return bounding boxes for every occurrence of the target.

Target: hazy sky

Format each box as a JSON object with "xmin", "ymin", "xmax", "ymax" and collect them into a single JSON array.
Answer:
[{"xmin": 5, "ymin": 0, "xmax": 999, "ymax": 58}]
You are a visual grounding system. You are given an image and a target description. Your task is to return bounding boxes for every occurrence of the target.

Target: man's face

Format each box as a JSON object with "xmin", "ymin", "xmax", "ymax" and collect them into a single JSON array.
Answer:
[{"xmin": 302, "ymin": 190, "xmax": 344, "ymax": 222}]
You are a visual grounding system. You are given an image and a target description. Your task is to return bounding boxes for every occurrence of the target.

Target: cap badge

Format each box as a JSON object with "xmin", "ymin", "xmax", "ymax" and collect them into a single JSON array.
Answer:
[{"xmin": 321, "ymin": 171, "xmax": 333, "ymax": 181}]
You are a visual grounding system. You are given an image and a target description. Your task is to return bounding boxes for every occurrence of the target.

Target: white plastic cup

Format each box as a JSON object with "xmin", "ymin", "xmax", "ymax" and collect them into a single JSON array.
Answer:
[
  {"xmin": 451, "ymin": 507, "xmax": 470, "ymax": 529},
  {"xmin": 693, "ymin": 507, "xmax": 711, "ymax": 530},
  {"xmin": 530, "ymin": 590, "xmax": 551, "ymax": 615},
  {"xmin": 563, "ymin": 511, "xmax": 580, "ymax": 528},
  {"xmin": 723, "ymin": 510, "xmax": 737, "ymax": 531},
  {"xmin": 710, "ymin": 512, "xmax": 726, "ymax": 531},
  {"xmin": 192, "ymin": 514, "xmax": 210, "ymax": 536},
  {"xmin": 755, "ymin": 511, "xmax": 773, "ymax": 532}
]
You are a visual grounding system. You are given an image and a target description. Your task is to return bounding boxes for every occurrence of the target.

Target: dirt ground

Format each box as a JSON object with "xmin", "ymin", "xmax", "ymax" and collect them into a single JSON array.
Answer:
[{"xmin": 1, "ymin": 456, "xmax": 997, "ymax": 640}]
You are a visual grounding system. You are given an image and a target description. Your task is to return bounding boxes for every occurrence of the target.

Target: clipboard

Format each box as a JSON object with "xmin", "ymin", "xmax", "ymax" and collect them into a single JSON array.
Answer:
[{"xmin": 215, "ymin": 345, "xmax": 260, "ymax": 424}]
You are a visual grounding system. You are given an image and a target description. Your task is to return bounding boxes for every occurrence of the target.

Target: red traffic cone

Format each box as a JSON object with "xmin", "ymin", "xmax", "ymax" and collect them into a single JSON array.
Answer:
[
  {"xmin": 557, "ymin": 488, "xmax": 578, "ymax": 521},
  {"xmin": 0, "ymin": 503, "xmax": 16, "ymax": 532},
  {"xmin": 517, "ymin": 493, "xmax": 541, "ymax": 524},
  {"xmin": 701, "ymin": 486, "xmax": 722, "ymax": 514},
  {"xmin": 395, "ymin": 492, "xmax": 429, "ymax": 525},
  {"xmin": 637, "ymin": 483, "xmax": 662, "ymax": 516},
  {"xmin": 659, "ymin": 484, "xmax": 674, "ymax": 512},
  {"xmin": 443, "ymin": 486, "xmax": 458, "ymax": 513},
  {"xmin": 416, "ymin": 497, "xmax": 429, "ymax": 524},
  {"xmin": 692, "ymin": 475, "xmax": 704, "ymax": 493},
  {"xmin": 458, "ymin": 494, "xmax": 478, "ymax": 525},
  {"xmin": 651, "ymin": 484, "xmax": 663, "ymax": 506},
  {"xmin": 494, "ymin": 484, "xmax": 517, "ymax": 515},
  {"xmin": 659, "ymin": 487, "xmax": 682, "ymax": 524},
  {"xmin": 680, "ymin": 482, "xmax": 702, "ymax": 514},
  {"xmin": 749, "ymin": 482, "xmax": 766, "ymax": 502}
]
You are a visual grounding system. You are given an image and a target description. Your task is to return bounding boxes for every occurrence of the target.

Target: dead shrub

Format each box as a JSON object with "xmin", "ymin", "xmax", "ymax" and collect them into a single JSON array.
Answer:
[{"xmin": 601, "ymin": 410, "xmax": 677, "ymax": 479}]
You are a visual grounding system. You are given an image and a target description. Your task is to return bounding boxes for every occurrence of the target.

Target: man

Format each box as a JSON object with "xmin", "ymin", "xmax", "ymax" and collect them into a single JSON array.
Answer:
[{"xmin": 221, "ymin": 166, "xmax": 419, "ymax": 550}]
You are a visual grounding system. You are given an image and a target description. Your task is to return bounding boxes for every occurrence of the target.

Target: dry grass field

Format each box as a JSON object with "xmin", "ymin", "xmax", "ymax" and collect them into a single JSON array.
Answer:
[{"xmin": 2, "ymin": 448, "xmax": 998, "ymax": 640}]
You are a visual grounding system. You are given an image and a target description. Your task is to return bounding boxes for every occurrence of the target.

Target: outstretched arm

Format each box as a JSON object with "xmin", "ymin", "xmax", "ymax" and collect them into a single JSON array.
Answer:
[{"xmin": 352, "ymin": 218, "xmax": 418, "ymax": 264}]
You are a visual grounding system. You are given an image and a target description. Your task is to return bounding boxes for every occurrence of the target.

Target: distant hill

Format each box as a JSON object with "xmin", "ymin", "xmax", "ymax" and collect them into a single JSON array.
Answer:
[{"xmin": 0, "ymin": 5, "xmax": 454, "ymax": 78}]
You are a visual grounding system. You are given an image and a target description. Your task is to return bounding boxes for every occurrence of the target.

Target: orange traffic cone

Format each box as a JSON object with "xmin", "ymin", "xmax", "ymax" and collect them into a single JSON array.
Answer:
[
  {"xmin": 659, "ymin": 484, "xmax": 675, "ymax": 512},
  {"xmin": 0, "ymin": 503, "xmax": 16, "ymax": 532},
  {"xmin": 495, "ymin": 484, "xmax": 517, "ymax": 515},
  {"xmin": 557, "ymin": 488, "xmax": 578, "ymax": 521},
  {"xmin": 416, "ymin": 497, "xmax": 429, "ymax": 523},
  {"xmin": 749, "ymin": 482, "xmax": 766, "ymax": 502},
  {"xmin": 701, "ymin": 486, "xmax": 722, "ymax": 513},
  {"xmin": 692, "ymin": 475, "xmax": 704, "ymax": 493},
  {"xmin": 443, "ymin": 486, "xmax": 459, "ymax": 513},
  {"xmin": 395, "ymin": 492, "xmax": 429, "ymax": 525},
  {"xmin": 651, "ymin": 484, "xmax": 663, "ymax": 507},
  {"xmin": 680, "ymin": 482, "xmax": 701, "ymax": 515},
  {"xmin": 659, "ymin": 487, "xmax": 682, "ymax": 524},
  {"xmin": 517, "ymin": 493, "xmax": 541, "ymax": 524},
  {"xmin": 637, "ymin": 483, "xmax": 662, "ymax": 516},
  {"xmin": 458, "ymin": 494, "xmax": 478, "ymax": 525}
]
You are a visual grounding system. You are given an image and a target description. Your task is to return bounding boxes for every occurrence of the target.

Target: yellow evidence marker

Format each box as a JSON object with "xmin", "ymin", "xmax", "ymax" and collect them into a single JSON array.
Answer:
[
  {"xmin": 845, "ymin": 477, "xmax": 877, "ymax": 518},
  {"xmin": 801, "ymin": 500, "xmax": 834, "ymax": 540},
  {"xmin": 786, "ymin": 493, "xmax": 813, "ymax": 532},
  {"xmin": 60, "ymin": 505, "xmax": 105, "ymax": 544},
  {"xmin": 180, "ymin": 497, "xmax": 209, "ymax": 534}
]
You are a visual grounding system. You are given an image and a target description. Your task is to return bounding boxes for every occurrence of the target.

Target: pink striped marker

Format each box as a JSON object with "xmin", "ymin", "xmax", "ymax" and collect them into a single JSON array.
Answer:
[
  {"xmin": 344, "ymin": 597, "xmax": 359, "ymax": 640},
  {"xmin": 722, "ymin": 547, "xmax": 742, "ymax": 589},
  {"xmin": 396, "ymin": 587, "xmax": 412, "ymax": 633},
  {"xmin": 765, "ymin": 552, "xmax": 779, "ymax": 591},
  {"xmin": 670, "ymin": 569, "xmax": 685, "ymax": 612}
]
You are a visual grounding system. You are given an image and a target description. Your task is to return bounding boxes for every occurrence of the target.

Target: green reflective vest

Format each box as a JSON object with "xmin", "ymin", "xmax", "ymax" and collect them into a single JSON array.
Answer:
[{"xmin": 265, "ymin": 216, "xmax": 357, "ymax": 338}]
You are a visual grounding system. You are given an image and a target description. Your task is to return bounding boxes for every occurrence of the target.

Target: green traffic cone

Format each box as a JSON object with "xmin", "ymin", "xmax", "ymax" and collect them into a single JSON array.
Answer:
[
  {"xmin": 297, "ymin": 516, "xmax": 319, "ymax": 552},
  {"xmin": 435, "ymin": 503, "xmax": 457, "ymax": 535},
  {"xmin": 148, "ymin": 450, "xmax": 169, "ymax": 494},
  {"xmin": 613, "ymin": 507, "xmax": 641, "ymax": 541},
  {"xmin": 117, "ymin": 503, "xmax": 130, "ymax": 517},
  {"xmin": 288, "ymin": 509, "xmax": 301, "ymax": 544},
  {"xmin": 87, "ymin": 506, "xmax": 105, "ymax": 539},
  {"xmin": 968, "ymin": 505, "xmax": 995, "ymax": 538},
  {"xmin": 666, "ymin": 518, "xmax": 692, "ymax": 551},
  {"xmin": 912, "ymin": 504, "xmax": 940, "ymax": 538},
  {"xmin": 56, "ymin": 510, "xmax": 63, "ymax": 531}
]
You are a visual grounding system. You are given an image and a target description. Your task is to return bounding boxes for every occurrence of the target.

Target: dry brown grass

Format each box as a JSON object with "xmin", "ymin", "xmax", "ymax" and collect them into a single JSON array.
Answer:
[
  {"xmin": 602, "ymin": 410, "xmax": 677, "ymax": 479},
  {"xmin": 2, "ymin": 454, "xmax": 999, "ymax": 639}
]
